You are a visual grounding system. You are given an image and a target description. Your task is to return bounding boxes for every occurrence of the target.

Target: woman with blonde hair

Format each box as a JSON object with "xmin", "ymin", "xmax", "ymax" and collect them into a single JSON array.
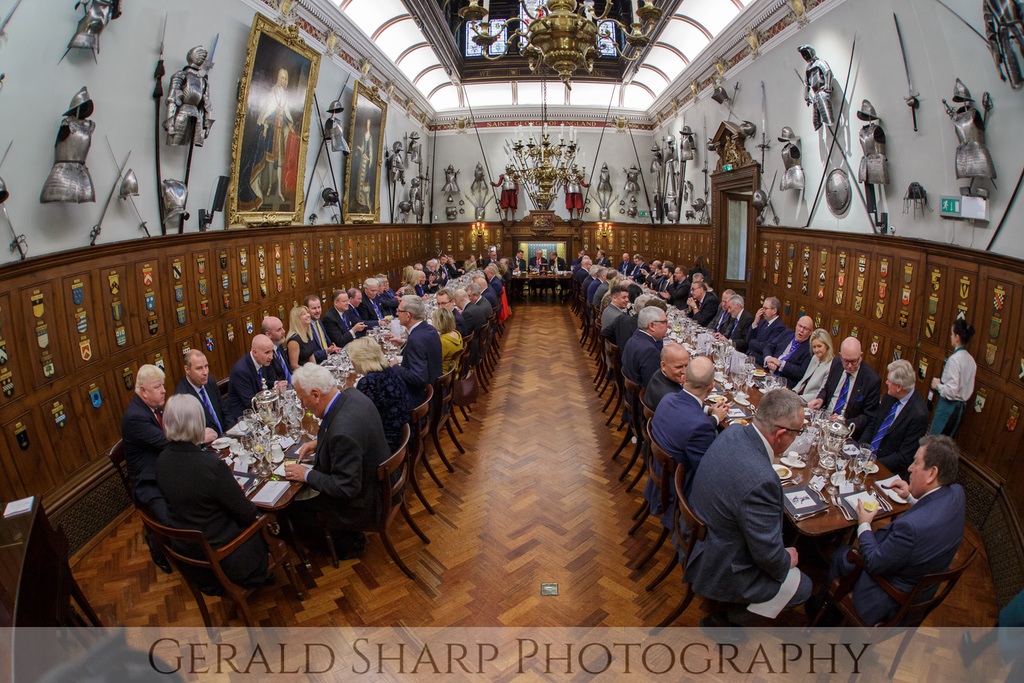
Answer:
[
  {"xmin": 286, "ymin": 305, "xmax": 316, "ymax": 370},
  {"xmin": 432, "ymin": 307, "xmax": 463, "ymax": 375},
  {"xmin": 793, "ymin": 328, "xmax": 834, "ymax": 402},
  {"xmin": 346, "ymin": 337, "xmax": 412, "ymax": 451}
]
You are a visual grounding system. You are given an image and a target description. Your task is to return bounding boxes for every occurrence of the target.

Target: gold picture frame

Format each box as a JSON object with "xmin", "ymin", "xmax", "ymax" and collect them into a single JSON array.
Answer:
[
  {"xmin": 343, "ymin": 81, "xmax": 388, "ymax": 224},
  {"xmin": 227, "ymin": 14, "xmax": 321, "ymax": 227}
]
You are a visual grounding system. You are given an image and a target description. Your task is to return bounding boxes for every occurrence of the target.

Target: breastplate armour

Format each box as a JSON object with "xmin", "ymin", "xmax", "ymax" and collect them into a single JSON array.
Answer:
[
  {"xmin": 953, "ymin": 107, "xmax": 996, "ymax": 179},
  {"xmin": 780, "ymin": 143, "xmax": 805, "ymax": 191},
  {"xmin": 55, "ymin": 118, "xmax": 94, "ymax": 163},
  {"xmin": 858, "ymin": 123, "xmax": 889, "ymax": 185}
]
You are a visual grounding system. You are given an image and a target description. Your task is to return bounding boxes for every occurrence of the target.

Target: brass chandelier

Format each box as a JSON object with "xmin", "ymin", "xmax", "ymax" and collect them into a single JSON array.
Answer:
[{"xmin": 458, "ymin": 0, "xmax": 663, "ymax": 88}]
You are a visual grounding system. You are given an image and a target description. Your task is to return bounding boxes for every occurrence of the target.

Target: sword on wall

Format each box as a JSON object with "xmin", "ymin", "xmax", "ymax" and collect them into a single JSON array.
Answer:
[
  {"xmin": 0, "ymin": 0, "xmax": 25, "ymax": 42},
  {"xmin": 89, "ymin": 140, "xmax": 131, "ymax": 246},
  {"xmin": 892, "ymin": 14, "xmax": 920, "ymax": 132}
]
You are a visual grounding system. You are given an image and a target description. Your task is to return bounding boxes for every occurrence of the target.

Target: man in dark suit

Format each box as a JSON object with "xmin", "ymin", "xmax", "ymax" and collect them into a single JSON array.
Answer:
[
  {"xmin": 475, "ymin": 276, "xmax": 500, "ymax": 310},
  {"xmin": 631, "ymin": 254, "xmax": 651, "ymax": 284},
  {"xmin": 622, "ymin": 306, "xmax": 669, "ymax": 388},
  {"xmin": 485, "ymin": 264, "xmax": 504, "ymax": 299},
  {"xmin": 821, "ymin": 435, "xmax": 965, "ymax": 625},
  {"xmin": 443, "ymin": 257, "xmax": 461, "ymax": 281},
  {"xmin": 665, "ymin": 267, "xmax": 693, "ymax": 308},
  {"xmin": 226, "ymin": 334, "xmax": 284, "ymax": 425},
  {"xmin": 746, "ymin": 297, "xmax": 791, "ymax": 366},
  {"xmin": 860, "ymin": 360, "xmax": 930, "ymax": 480},
  {"xmin": 122, "ymin": 364, "xmax": 173, "ymax": 523},
  {"xmin": 392, "ymin": 294, "xmax": 443, "ymax": 407},
  {"xmin": 571, "ymin": 249, "xmax": 586, "ymax": 271},
  {"xmin": 707, "ymin": 289, "xmax": 736, "ymax": 333},
  {"xmin": 423, "ymin": 259, "xmax": 442, "ymax": 294},
  {"xmin": 261, "ymin": 315, "xmax": 293, "ymax": 385},
  {"xmin": 176, "ymin": 349, "xmax": 232, "ymax": 434},
  {"xmin": 531, "ymin": 249, "xmax": 548, "ymax": 270},
  {"xmin": 458, "ymin": 286, "xmax": 489, "ymax": 365},
  {"xmin": 375, "ymin": 274, "xmax": 400, "ymax": 315},
  {"xmin": 513, "ymin": 250, "xmax": 528, "ymax": 272},
  {"xmin": 357, "ymin": 278, "xmax": 387, "ymax": 323},
  {"xmin": 600, "ymin": 285, "xmax": 630, "ymax": 337},
  {"xmin": 305, "ymin": 294, "xmax": 341, "ymax": 363},
  {"xmin": 685, "ymin": 389, "xmax": 813, "ymax": 625},
  {"xmin": 594, "ymin": 250, "xmax": 611, "ymax": 268},
  {"xmin": 436, "ymin": 288, "xmax": 468, "ymax": 338},
  {"xmin": 650, "ymin": 357, "xmax": 729, "ymax": 504},
  {"xmin": 684, "ymin": 281, "xmax": 719, "ymax": 328},
  {"xmin": 764, "ymin": 315, "xmax": 814, "ymax": 388},
  {"xmin": 808, "ymin": 337, "xmax": 881, "ymax": 439},
  {"xmin": 617, "ymin": 252, "xmax": 633, "ymax": 276},
  {"xmin": 714, "ymin": 294, "xmax": 755, "ymax": 351},
  {"xmin": 322, "ymin": 289, "xmax": 366, "ymax": 349},
  {"xmin": 285, "ymin": 364, "xmax": 392, "ymax": 559},
  {"xmin": 345, "ymin": 288, "xmax": 369, "ymax": 336},
  {"xmin": 548, "ymin": 252, "xmax": 567, "ymax": 271},
  {"xmin": 643, "ymin": 342, "xmax": 689, "ymax": 412}
]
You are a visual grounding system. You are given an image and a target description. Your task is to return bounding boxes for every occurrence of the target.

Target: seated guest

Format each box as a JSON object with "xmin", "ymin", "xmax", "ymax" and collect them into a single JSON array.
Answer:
[
  {"xmin": 860, "ymin": 360, "xmax": 930, "ymax": 480},
  {"xmin": 643, "ymin": 342, "xmax": 690, "ymax": 412},
  {"xmin": 651, "ymin": 356, "xmax": 729, "ymax": 501},
  {"xmin": 685, "ymin": 280, "xmax": 719, "ymax": 327},
  {"xmin": 285, "ymin": 305, "xmax": 317, "ymax": 371},
  {"xmin": 176, "ymin": 349, "xmax": 231, "ymax": 434},
  {"xmin": 764, "ymin": 315, "xmax": 814, "ymax": 389},
  {"xmin": 807, "ymin": 337, "xmax": 880, "ymax": 440},
  {"xmin": 391, "ymin": 295, "xmax": 443, "ymax": 406},
  {"xmin": 423, "ymin": 259, "xmax": 441, "ymax": 294},
  {"xmin": 685, "ymin": 389, "xmax": 813, "ymax": 625},
  {"xmin": 822, "ymin": 435, "xmax": 965, "ymax": 626},
  {"xmin": 346, "ymin": 288, "xmax": 368, "ymax": 336},
  {"xmin": 157, "ymin": 394, "xmax": 269, "ymax": 592},
  {"xmin": 665, "ymin": 267, "xmax": 692, "ymax": 308},
  {"xmin": 414, "ymin": 270, "xmax": 427, "ymax": 296},
  {"xmin": 793, "ymin": 328, "xmax": 834, "ymax": 402},
  {"xmin": 612, "ymin": 296, "xmax": 665, "ymax": 352},
  {"xmin": 432, "ymin": 307, "xmax": 464, "ymax": 375},
  {"xmin": 622, "ymin": 306, "xmax": 669, "ymax": 388},
  {"xmin": 571, "ymin": 249, "xmax": 586, "ymax": 270},
  {"xmin": 513, "ymin": 250, "xmax": 528, "ymax": 272},
  {"xmin": 594, "ymin": 249, "xmax": 611, "ymax": 267},
  {"xmin": 123, "ymin": 364, "xmax": 172, "ymax": 522},
  {"xmin": 712, "ymin": 294, "xmax": 754, "ymax": 348},
  {"xmin": 226, "ymin": 335, "xmax": 286, "ymax": 424},
  {"xmin": 375, "ymin": 274, "xmax": 399, "ymax": 314},
  {"xmin": 458, "ymin": 286, "xmax": 488, "ymax": 365},
  {"xmin": 689, "ymin": 255, "xmax": 710, "ymax": 284},
  {"xmin": 617, "ymin": 252, "xmax": 633, "ymax": 276},
  {"xmin": 531, "ymin": 249, "xmax": 548, "ymax": 270},
  {"xmin": 649, "ymin": 261, "xmax": 672, "ymax": 293},
  {"xmin": 586, "ymin": 266, "xmax": 606, "ymax": 306},
  {"xmin": 358, "ymin": 278, "xmax": 386, "ymax": 322},
  {"xmin": 261, "ymin": 316, "xmax": 293, "ymax": 385},
  {"xmin": 474, "ymin": 275, "xmax": 500, "ymax": 310},
  {"xmin": 485, "ymin": 264, "xmax": 504, "ymax": 299},
  {"xmin": 486, "ymin": 246, "xmax": 500, "ymax": 265},
  {"xmin": 631, "ymin": 253, "xmax": 651, "ymax": 283},
  {"xmin": 601, "ymin": 284, "xmax": 630, "ymax": 337},
  {"xmin": 706, "ymin": 289, "xmax": 735, "ymax": 332},
  {"xmin": 593, "ymin": 270, "xmax": 616, "ymax": 312},
  {"xmin": 347, "ymin": 338, "xmax": 414, "ymax": 451},
  {"xmin": 305, "ymin": 294, "xmax": 341, "ymax": 362},
  {"xmin": 436, "ymin": 288, "xmax": 468, "ymax": 338},
  {"xmin": 284, "ymin": 364, "xmax": 392, "ymax": 559},
  {"xmin": 577, "ymin": 259, "xmax": 594, "ymax": 290},
  {"xmin": 746, "ymin": 297, "xmax": 790, "ymax": 366},
  {"xmin": 443, "ymin": 257, "xmax": 461, "ymax": 280},
  {"xmin": 322, "ymin": 289, "xmax": 366, "ymax": 348},
  {"xmin": 548, "ymin": 252, "xmax": 567, "ymax": 271}
]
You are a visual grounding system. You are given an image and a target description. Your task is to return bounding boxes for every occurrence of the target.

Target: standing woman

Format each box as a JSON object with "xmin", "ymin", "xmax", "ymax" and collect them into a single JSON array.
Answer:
[
  {"xmin": 286, "ymin": 305, "xmax": 316, "ymax": 371},
  {"xmin": 930, "ymin": 319, "xmax": 977, "ymax": 436}
]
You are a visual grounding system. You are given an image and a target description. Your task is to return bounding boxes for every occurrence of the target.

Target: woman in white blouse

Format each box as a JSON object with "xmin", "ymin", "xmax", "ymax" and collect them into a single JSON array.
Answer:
[
  {"xmin": 792, "ymin": 328, "xmax": 834, "ymax": 402},
  {"xmin": 929, "ymin": 319, "xmax": 977, "ymax": 437}
]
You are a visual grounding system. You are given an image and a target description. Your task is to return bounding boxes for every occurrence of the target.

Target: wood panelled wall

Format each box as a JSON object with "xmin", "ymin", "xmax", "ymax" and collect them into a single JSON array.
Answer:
[{"xmin": 0, "ymin": 224, "xmax": 437, "ymax": 505}]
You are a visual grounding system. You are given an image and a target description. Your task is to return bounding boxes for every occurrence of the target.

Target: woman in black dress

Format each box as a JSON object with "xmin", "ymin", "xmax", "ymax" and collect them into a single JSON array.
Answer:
[
  {"xmin": 346, "ymin": 337, "xmax": 412, "ymax": 452},
  {"xmin": 156, "ymin": 394, "xmax": 269, "ymax": 593},
  {"xmin": 286, "ymin": 305, "xmax": 317, "ymax": 370}
]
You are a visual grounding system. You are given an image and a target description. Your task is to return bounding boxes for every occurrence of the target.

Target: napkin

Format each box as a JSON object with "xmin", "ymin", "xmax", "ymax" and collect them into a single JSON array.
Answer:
[
  {"xmin": 808, "ymin": 475, "xmax": 826, "ymax": 491},
  {"xmin": 278, "ymin": 436, "xmax": 295, "ymax": 451}
]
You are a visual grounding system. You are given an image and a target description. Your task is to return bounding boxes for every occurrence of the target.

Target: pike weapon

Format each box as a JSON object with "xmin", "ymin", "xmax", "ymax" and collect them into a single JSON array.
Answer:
[
  {"xmin": 765, "ymin": 170, "xmax": 779, "ymax": 226},
  {"xmin": 89, "ymin": 142, "xmax": 131, "ymax": 246},
  {"xmin": 0, "ymin": 0, "xmax": 24, "ymax": 42},
  {"xmin": 758, "ymin": 80, "xmax": 770, "ymax": 167},
  {"xmin": 699, "ymin": 116, "xmax": 710, "ymax": 223},
  {"xmin": 0, "ymin": 141, "xmax": 26, "ymax": 259},
  {"xmin": 203, "ymin": 32, "xmax": 219, "ymax": 71},
  {"xmin": 929, "ymin": 0, "xmax": 989, "ymax": 44},
  {"xmin": 153, "ymin": 13, "xmax": 168, "ymax": 229},
  {"xmin": 892, "ymin": 13, "xmax": 920, "ymax": 131}
]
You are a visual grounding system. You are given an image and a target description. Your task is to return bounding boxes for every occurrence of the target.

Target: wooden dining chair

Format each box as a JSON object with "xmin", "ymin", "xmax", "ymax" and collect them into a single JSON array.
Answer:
[
  {"xmin": 656, "ymin": 465, "xmax": 706, "ymax": 627},
  {"xmin": 452, "ymin": 333, "xmax": 476, "ymax": 427},
  {"xmin": 428, "ymin": 368, "xmax": 462, "ymax": 475},
  {"xmin": 604, "ymin": 343, "xmax": 625, "ymax": 427},
  {"xmin": 626, "ymin": 399, "xmax": 657, "ymax": 493},
  {"xmin": 614, "ymin": 378, "xmax": 645, "ymax": 486},
  {"xmin": 629, "ymin": 421, "xmax": 676, "ymax": 574},
  {"xmin": 106, "ymin": 440, "xmax": 132, "ymax": 501},
  {"xmin": 407, "ymin": 384, "xmax": 438, "ymax": 514},
  {"xmin": 139, "ymin": 509, "xmax": 306, "ymax": 627}
]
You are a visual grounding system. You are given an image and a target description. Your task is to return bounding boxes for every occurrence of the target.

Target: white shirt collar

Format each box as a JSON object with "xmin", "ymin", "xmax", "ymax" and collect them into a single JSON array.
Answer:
[{"xmin": 753, "ymin": 424, "xmax": 775, "ymax": 459}]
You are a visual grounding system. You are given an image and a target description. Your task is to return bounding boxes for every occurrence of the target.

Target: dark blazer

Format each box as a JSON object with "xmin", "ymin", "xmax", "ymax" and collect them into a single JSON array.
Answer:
[
  {"xmin": 226, "ymin": 353, "xmax": 280, "ymax": 426},
  {"xmin": 618, "ymin": 260, "xmax": 633, "ymax": 276},
  {"xmin": 514, "ymin": 257, "xmax": 527, "ymax": 272},
  {"xmin": 121, "ymin": 394, "xmax": 170, "ymax": 521},
  {"xmin": 642, "ymin": 370, "xmax": 682, "ymax": 413},
  {"xmin": 424, "ymin": 269, "xmax": 441, "ymax": 294},
  {"xmin": 651, "ymin": 390, "xmax": 718, "ymax": 501},
  {"xmin": 746, "ymin": 317, "xmax": 790, "ymax": 365},
  {"xmin": 688, "ymin": 291, "xmax": 720, "ymax": 328},
  {"xmin": 860, "ymin": 391, "xmax": 930, "ymax": 479},
  {"xmin": 530, "ymin": 256, "xmax": 549, "ymax": 269},
  {"xmin": 322, "ymin": 305, "xmax": 358, "ymax": 348},
  {"xmin": 595, "ymin": 256, "xmax": 611, "ymax": 268},
  {"xmin": 444, "ymin": 263, "xmax": 461, "ymax": 279},
  {"xmin": 667, "ymin": 278, "xmax": 692, "ymax": 309},
  {"xmin": 308, "ymin": 318, "xmax": 332, "ymax": 363},
  {"xmin": 175, "ymin": 376, "xmax": 232, "ymax": 433},
  {"xmin": 377, "ymin": 290, "xmax": 399, "ymax": 314},
  {"xmin": 575, "ymin": 269, "xmax": 591, "ymax": 285},
  {"xmin": 848, "ymin": 484, "xmax": 965, "ymax": 624},
  {"xmin": 549, "ymin": 256, "xmax": 567, "ymax": 271},
  {"xmin": 816, "ymin": 359, "xmax": 881, "ymax": 438},
  {"xmin": 452, "ymin": 308, "xmax": 469, "ymax": 338},
  {"xmin": 632, "ymin": 262, "xmax": 651, "ymax": 284},
  {"xmin": 157, "ymin": 442, "xmax": 267, "ymax": 589},
  {"xmin": 612, "ymin": 312, "xmax": 639, "ymax": 352},
  {"xmin": 481, "ymin": 285, "xmax": 500, "ymax": 310},
  {"xmin": 709, "ymin": 308, "xmax": 732, "ymax": 335},
  {"xmin": 685, "ymin": 424, "xmax": 792, "ymax": 604},
  {"xmin": 462, "ymin": 301, "xmax": 489, "ymax": 365},
  {"xmin": 489, "ymin": 275, "xmax": 504, "ymax": 298},
  {"xmin": 344, "ymin": 306, "xmax": 367, "ymax": 337},
  {"xmin": 395, "ymin": 321, "xmax": 443, "ymax": 406},
  {"xmin": 768, "ymin": 334, "xmax": 812, "ymax": 388},
  {"xmin": 302, "ymin": 388, "xmax": 392, "ymax": 529},
  {"xmin": 728, "ymin": 310, "xmax": 756, "ymax": 351},
  {"xmin": 358, "ymin": 295, "xmax": 386, "ymax": 323},
  {"xmin": 621, "ymin": 329, "xmax": 663, "ymax": 388}
]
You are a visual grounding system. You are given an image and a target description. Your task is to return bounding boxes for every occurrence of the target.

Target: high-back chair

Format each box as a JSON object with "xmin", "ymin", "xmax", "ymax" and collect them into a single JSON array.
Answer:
[{"xmin": 656, "ymin": 464, "xmax": 707, "ymax": 627}]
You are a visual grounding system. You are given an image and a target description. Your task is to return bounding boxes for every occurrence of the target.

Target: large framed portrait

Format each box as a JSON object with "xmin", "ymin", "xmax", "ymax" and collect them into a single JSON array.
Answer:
[
  {"xmin": 227, "ymin": 15, "xmax": 321, "ymax": 227},
  {"xmin": 343, "ymin": 81, "xmax": 388, "ymax": 224}
]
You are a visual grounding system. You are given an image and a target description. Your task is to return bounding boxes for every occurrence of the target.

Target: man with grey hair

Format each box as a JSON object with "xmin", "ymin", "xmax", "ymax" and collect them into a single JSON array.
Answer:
[
  {"xmin": 860, "ymin": 359, "xmax": 930, "ymax": 480},
  {"xmin": 458, "ymin": 287, "xmax": 488, "ymax": 365},
  {"xmin": 226, "ymin": 334, "xmax": 285, "ymax": 425},
  {"xmin": 587, "ymin": 266, "xmax": 607, "ymax": 306},
  {"xmin": 357, "ymin": 279, "xmax": 384, "ymax": 325},
  {"xmin": 574, "ymin": 256, "xmax": 593, "ymax": 283},
  {"xmin": 376, "ymin": 273, "xmax": 399, "ymax": 314},
  {"xmin": 260, "ymin": 315, "xmax": 293, "ymax": 384},
  {"xmin": 436, "ymin": 287, "xmax": 467, "ymax": 337},
  {"xmin": 715, "ymin": 294, "xmax": 754, "ymax": 350},
  {"xmin": 424, "ymin": 259, "xmax": 441, "ymax": 294},
  {"xmin": 284, "ymin": 364, "xmax": 391, "ymax": 559},
  {"xmin": 484, "ymin": 264, "xmax": 503, "ymax": 299},
  {"xmin": 708, "ymin": 289, "xmax": 737, "ymax": 333},
  {"xmin": 474, "ymin": 275, "xmax": 500, "ymax": 310},
  {"xmin": 392, "ymin": 295, "xmax": 442, "ymax": 406},
  {"xmin": 746, "ymin": 296, "xmax": 790, "ymax": 366},
  {"xmin": 686, "ymin": 388, "xmax": 813, "ymax": 625},
  {"xmin": 176, "ymin": 349, "xmax": 232, "ymax": 434},
  {"xmin": 622, "ymin": 305, "xmax": 669, "ymax": 388},
  {"xmin": 592, "ymin": 267, "xmax": 615, "ymax": 309}
]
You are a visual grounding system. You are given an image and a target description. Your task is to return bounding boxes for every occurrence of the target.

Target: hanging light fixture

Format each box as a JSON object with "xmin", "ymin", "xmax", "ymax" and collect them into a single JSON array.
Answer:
[{"xmin": 459, "ymin": 0, "xmax": 663, "ymax": 89}]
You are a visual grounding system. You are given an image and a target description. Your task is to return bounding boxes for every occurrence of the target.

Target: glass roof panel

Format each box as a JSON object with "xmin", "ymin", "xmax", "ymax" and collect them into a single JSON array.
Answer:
[
  {"xmin": 415, "ymin": 68, "xmax": 452, "ymax": 94},
  {"xmin": 428, "ymin": 84, "xmax": 461, "ymax": 110},
  {"xmin": 376, "ymin": 21, "xmax": 426, "ymax": 62},
  {"xmin": 464, "ymin": 82, "xmax": 515, "ymax": 107},
  {"xmin": 342, "ymin": 0, "xmax": 410, "ymax": 36},
  {"xmin": 396, "ymin": 46, "xmax": 441, "ymax": 80},
  {"xmin": 568, "ymin": 82, "xmax": 619, "ymax": 108}
]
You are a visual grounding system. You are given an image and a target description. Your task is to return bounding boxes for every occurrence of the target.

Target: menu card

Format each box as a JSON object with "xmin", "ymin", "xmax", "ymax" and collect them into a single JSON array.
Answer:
[
  {"xmin": 232, "ymin": 471, "xmax": 259, "ymax": 495},
  {"xmin": 782, "ymin": 485, "xmax": 827, "ymax": 519},
  {"xmin": 251, "ymin": 480, "xmax": 291, "ymax": 506}
]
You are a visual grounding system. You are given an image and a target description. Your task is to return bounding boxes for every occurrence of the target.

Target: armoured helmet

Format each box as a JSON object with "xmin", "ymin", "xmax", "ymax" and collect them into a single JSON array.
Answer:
[
  {"xmin": 63, "ymin": 86, "xmax": 94, "ymax": 119},
  {"xmin": 752, "ymin": 190, "xmax": 769, "ymax": 212},
  {"xmin": 118, "ymin": 169, "xmax": 139, "ymax": 199},
  {"xmin": 326, "ymin": 99, "xmax": 345, "ymax": 114},
  {"xmin": 778, "ymin": 126, "xmax": 799, "ymax": 143},
  {"xmin": 186, "ymin": 46, "xmax": 208, "ymax": 69},
  {"xmin": 321, "ymin": 188, "xmax": 339, "ymax": 206},
  {"xmin": 739, "ymin": 120, "xmax": 757, "ymax": 138},
  {"xmin": 691, "ymin": 197, "xmax": 707, "ymax": 212},
  {"xmin": 952, "ymin": 78, "xmax": 974, "ymax": 103},
  {"xmin": 856, "ymin": 99, "xmax": 879, "ymax": 121},
  {"xmin": 408, "ymin": 131, "xmax": 420, "ymax": 140},
  {"xmin": 0, "ymin": 176, "xmax": 8, "ymax": 204},
  {"xmin": 680, "ymin": 125, "xmax": 693, "ymax": 136},
  {"xmin": 161, "ymin": 179, "xmax": 188, "ymax": 220},
  {"xmin": 711, "ymin": 85, "xmax": 731, "ymax": 105},
  {"xmin": 797, "ymin": 45, "xmax": 817, "ymax": 61},
  {"xmin": 905, "ymin": 182, "xmax": 927, "ymax": 201}
]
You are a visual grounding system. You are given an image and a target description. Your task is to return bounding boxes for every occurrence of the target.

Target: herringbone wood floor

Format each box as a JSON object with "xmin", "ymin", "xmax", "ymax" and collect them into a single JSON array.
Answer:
[{"xmin": 73, "ymin": 301, "xmax": 998, "ymax": 629}]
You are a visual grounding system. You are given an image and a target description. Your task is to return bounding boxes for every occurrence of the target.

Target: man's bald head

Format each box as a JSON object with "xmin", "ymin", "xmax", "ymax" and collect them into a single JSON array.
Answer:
[
  {"xmin": 660, "ymin": 342, "xmax": 691, "ymax": 384},
  {"xmin": 250, "ymin": 334, "xmax": 276, "ymax": 367},
  {"xmin": 261, "ymin": 316, "xmax": 286, "ymax": 344},
  {"xmin": 795, "ymin": 316, "xmax": 814, "ymax": 342},
  {"xmin": 839, "ymin": 337, "xmax": 863, "ymax": 373}
]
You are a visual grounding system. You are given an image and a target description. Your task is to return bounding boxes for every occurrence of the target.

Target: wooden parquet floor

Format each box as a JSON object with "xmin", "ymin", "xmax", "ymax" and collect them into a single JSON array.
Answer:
[{"xmin": 72, "ymin": 301, "xmax": 999, "ymax": 630}]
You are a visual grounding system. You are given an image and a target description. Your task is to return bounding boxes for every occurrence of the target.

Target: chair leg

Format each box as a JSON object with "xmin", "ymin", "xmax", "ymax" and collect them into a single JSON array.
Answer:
[
  {"xmin": 605, "ymin": 391, "xmax": 622, "ymax": 426},
  {"xmin": 431, "ymin": 430, "xmax": 456, "ymax": 473},
  {"xmin": 283, "ymin": 516, "xmax": 312, "ymax": 570},
  {"xmin": 630, "ymin": 496, "xmax": 648, "ymax": 521},
  {"xmin": 418, "ymin": 444, "xmax": 446, "ymax": 489},
  {"xmin": 625, "ymin": 447, "xmax": 648, "ymax": 492},
  {"xmin": 646, "ymin": 553, "xmax": 678, "ymax": 592},
  {"xmin": 458, "ymin": 405, "xmax": 472, "ymax": 422},
  {"xmin": 185, "ymin": 583, "xmax": 214, "ymax": 627},
  {"xmin": 445, "ymin": 420, "xmax": 465, "ymax": 454},
  {"xmin": 280, "ymin": 558, "xmax": 307, "ymax": 600},
  {"xmin": 400, "ymin": 501, "xmax": 431, "ymax": 544},
  {"xmin": 635, "ymin": 527, "xmax": 670, "ymax": 570},
  {"xmin": 324, "ymin": 527, "xmax": 340, "ymax": 569},
  {"xmin": 379, "ymin": 528, "xmax": 417, "ymax": 580},
  {"xmin": 601, "ymin": 385, "xmax": 617, "ymax": 414},
  {"xmin": 451, "ymin": 409, "xmax": 464, "ymax": 434},
  {"xmin": 628, "ymin": 507, "xmax": 650, "ymax": 536},
  {"xmin": 611, "ymin": 425, "xmax": 633, "ymax": 461},
  {"xmin": 657, "ymin": 587, "xmax": 696, "ymax": 628},
  {"xmin": 888, "ymin": 630, "xmax": 915, "ymax": 678},
  {"xmin": 618, "ymin": 436, "xmax": 643, "ymax": 481},
  {"xmin": 228, "ymin": 588, "xmax": 256, "ymax": 627},
  {"xmin": 408, "ymin": 459, "xmax": 437, "ymax": 514}
]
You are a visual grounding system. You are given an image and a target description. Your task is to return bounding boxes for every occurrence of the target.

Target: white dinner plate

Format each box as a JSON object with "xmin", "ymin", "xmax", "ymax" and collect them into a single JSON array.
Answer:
[
  {"xmin": 773, "ymin": 464, "xmax": 792, "ymax": 479},
  {"xmin": 781, "ymin": 456, "xmax": 805, "ymax": 468},
  {"xmin": 211, "ymin": 437, "xmax": 236, "ymax": 450}
]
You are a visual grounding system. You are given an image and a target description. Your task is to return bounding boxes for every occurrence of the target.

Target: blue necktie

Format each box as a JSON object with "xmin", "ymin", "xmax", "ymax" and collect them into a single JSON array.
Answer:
[
  {"xmin": 729, "ymin": 317, "xmax": 739, "ymax": 337},
  {"xmin": 199, "ymin": 386, "xmax": 223, "ymax": 433},
  {"xmin": 257, "ymin": 366, "xmax": 265, "ymax": 388},
  {"xmin": 371, "ymin": 299, "xmax": 381, "ymax": 318},
  {"xmin": 779, "ymin": 339, "xmax": 798, "ymax": 362},
  {"xmin": 277, "ymin": 348, "xmax": 292, "ymax": 383},
  {"xmin": 833, "ymin": 373, "xmax": 852, "ymax": 415},
  {"xmin": 870, "ymin": 400, "xmax": 900, "ymax": 451}
]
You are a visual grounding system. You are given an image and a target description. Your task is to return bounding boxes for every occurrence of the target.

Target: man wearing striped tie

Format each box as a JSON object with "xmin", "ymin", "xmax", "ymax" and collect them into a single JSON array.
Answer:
[
  {"xmin": 176, "ymin": 349, "xmax": 233, "ymax": 434},
  {"xmin": 859, "ymin": 360, "xmax": 929, "ymax": 480},
  {"xmin": 304, "ymin": 294, "xmax": 341, "ymax": 362},
  {"xmin": 807, "ymin": 337, "xmax": 880, "ymax": 440}
]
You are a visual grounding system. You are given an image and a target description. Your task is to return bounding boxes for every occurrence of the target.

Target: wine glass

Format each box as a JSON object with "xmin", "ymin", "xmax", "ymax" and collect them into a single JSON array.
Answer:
[
  {"xmin": 859, "ymin": 448, "xmax": 876, "ymax": 490},
  {"xmin": 835, "ymin": 448, "xmax": 851, "ymax": 488},
  {"xmin": 822, "ymin": 449, "xmax": 838, "ymax": 495}
]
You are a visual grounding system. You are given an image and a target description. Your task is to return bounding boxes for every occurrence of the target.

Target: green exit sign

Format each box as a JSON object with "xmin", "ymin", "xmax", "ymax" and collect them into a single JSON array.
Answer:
[
  {"xmin": 940, "ymin": 196, "xmax": 961, "ymax": 217},
  {"xmin": 639, "ymin": 211, "xmax": 648, "ymax": 217}
]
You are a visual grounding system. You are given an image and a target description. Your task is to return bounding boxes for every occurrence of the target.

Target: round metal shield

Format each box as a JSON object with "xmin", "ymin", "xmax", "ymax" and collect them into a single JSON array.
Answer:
[{"xmin": 825, "ymin": 169, "xmax": 851, "ymax": 216}]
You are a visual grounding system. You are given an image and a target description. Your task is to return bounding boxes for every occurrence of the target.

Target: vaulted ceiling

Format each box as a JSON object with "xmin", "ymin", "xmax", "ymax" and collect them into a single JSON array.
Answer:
[{"xmin": 331, "ymin": 0, "xmax": 753, "ymax": 113}]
